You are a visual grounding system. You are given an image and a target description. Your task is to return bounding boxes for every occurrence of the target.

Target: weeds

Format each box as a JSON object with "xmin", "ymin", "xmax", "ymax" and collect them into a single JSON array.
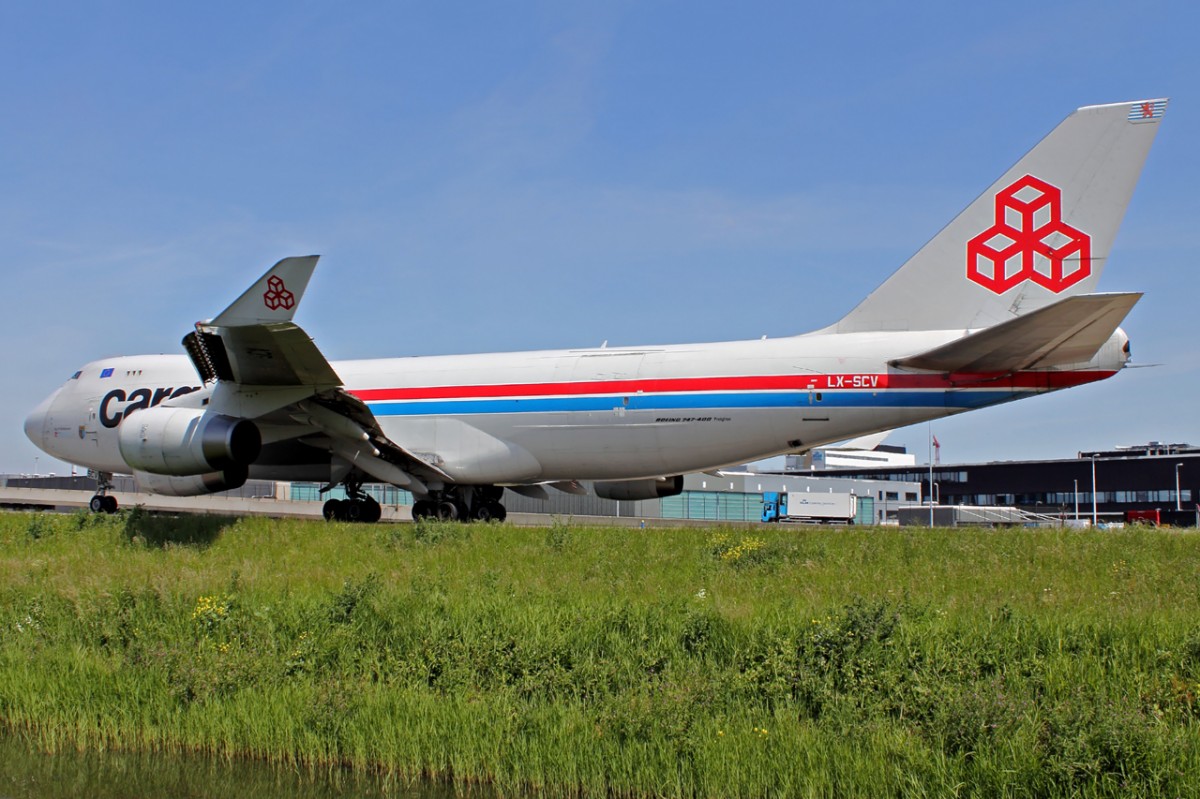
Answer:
[
  {"xmin": 191, "ymin": 593, "xmax": 234, "ymax": 634},
  {"xmin": 410, "ymin": 518, "xmax": 469, "ymax": 545},
  {"xmin": 25, "ymin": 514, "xmax": 52, "ymax": 540},
  {"xmin": 545, "ymin": 517, "xmax": 572, "ymax": 551},
  {"xmin": 121, "ymin": 506, "xmax": 227, "ymax": 548},
  {"xmin": 327, "ymin": 573, "xmax": 380, "ymax": 625},
  {"xmin": 1, "ymin": 514, "xmax": 1199, "ymax": 796}
]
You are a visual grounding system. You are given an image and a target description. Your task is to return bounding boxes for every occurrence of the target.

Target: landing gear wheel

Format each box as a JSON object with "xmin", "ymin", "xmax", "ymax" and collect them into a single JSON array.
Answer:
[
  {"xmin": 436, "ymin": 500, "xmax": 459, "ymax": 521},
  {"xmin": 360, "ymin": 496, "xmax": 382, "ymax": 523},
  {"xmin": 472, "ymin": 501, "xmax": 507, "ymax": 522},
  {"xmin": 88, "ymin": 471, "xmax": 117, "ymax": 514},
  {"xmin": 343, "ymin": 500, "xmax": 364, "ymax": 522},
  {"xmin": 325, "ymin": 497, "xmax": 381, "ymax": 523},
  {"xmin": 90, "ymin": 495, "xmax": 118, "ymax": 514},
  {"xmin": 412, "ymin": 499, "xmax": 434, "ymax": 521},
  {"xmin": 323, "ymin": 498, "xmax": 344, "ymax": 521}
]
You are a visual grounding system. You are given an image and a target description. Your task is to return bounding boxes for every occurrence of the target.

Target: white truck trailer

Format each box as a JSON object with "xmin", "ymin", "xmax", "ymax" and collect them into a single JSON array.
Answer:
[{"xmin": 761, "ymin": 491, "xmax": 857, "ymax": 524}]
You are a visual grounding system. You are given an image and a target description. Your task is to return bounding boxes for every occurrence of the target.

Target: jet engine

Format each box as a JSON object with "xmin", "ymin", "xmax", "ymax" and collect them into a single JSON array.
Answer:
[
  {"xmin": 118, "ymin": 407, "xmax": 261, "ymax": 476},
  {"xmin": 133, "ymin": 467, "xmax": 249, "ymax": 497},
  {"xmin": 593, "ymin": 475, "xmax": 684, "ymax": 502}
]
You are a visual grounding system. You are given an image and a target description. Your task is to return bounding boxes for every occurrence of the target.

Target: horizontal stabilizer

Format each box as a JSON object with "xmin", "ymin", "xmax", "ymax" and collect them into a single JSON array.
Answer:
[{"xmin": 891, "ymin": 292, "xmax": 1140, "ymax": 374}]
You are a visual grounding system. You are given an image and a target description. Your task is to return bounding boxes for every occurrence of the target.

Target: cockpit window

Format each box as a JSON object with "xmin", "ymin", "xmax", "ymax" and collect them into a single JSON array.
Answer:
[{"xmin": 70, "ymin": 371, "xmax": 81, "ymax": 380}]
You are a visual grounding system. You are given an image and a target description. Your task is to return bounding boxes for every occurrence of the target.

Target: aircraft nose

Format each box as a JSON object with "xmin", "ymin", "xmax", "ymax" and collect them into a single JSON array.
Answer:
[{"xmin": 24, "ymin": 391, "xmax": 57, "ymax": 448}]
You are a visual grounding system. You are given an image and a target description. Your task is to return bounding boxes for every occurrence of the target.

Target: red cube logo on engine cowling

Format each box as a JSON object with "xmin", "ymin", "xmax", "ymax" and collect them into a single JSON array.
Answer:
[
  {"xmin": 966, "ymin": 175, "xmax": 1091, "ymax": 294},
  {"xmin": 263, "ymin": 275, "xmax": 295, "ymax": 310}
]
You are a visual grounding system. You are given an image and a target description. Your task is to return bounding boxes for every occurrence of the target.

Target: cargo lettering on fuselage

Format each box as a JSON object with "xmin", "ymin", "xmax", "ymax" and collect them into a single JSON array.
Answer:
[{"xmin": 99, "ymin": 386, "xmax": 201, "ymax": 429}]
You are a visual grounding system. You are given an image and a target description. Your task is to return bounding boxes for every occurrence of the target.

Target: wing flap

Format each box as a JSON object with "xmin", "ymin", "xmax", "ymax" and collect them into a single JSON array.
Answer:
[
  {"xmin": 891, "ymin": 292, "xmax": 1141, "ymax": 374},
  {"xmin": 325, "ymin": 389, "xmax": 455, "ymax": 484},
  {"xmin": 211, "ymin": 323, "xmax": 342, "ymax": 387}
]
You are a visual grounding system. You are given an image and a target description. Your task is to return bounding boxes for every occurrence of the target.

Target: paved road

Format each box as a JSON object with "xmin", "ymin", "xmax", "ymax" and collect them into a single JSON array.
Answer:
[{"xmin": 0, "ymin": 486, "xmax": 736, "ymax": 528}]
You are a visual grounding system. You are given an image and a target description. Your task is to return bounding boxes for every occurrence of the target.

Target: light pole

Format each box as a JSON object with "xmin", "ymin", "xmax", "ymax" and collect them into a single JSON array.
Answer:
[
  {"xmin": 1176, "ymin": 463, "xmax": 1184, "ymax": 512},
  {"xmin": 928, "ymin": 423, "xmax": 934, "ymax": 527},
  {"xmin": 1091, "ymin": 456, "xmax": 1098, "ymax": 527}
]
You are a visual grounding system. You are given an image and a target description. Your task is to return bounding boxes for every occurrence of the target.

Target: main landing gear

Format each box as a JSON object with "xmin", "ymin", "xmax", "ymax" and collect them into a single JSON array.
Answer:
[
  {"xmin": 411, "ymin": 485, "xmax": 507, "ymax": 523},
  {"xmin": 88, "ymin": 471, "xmax": 119, "ymax": 514},
  {"xmin": 322, "ymin": 477, "xmax": 382, "ymax": 523},
  {"xmin": 319, "ymin": 479, "xmax": 508, "ymax": 525}
]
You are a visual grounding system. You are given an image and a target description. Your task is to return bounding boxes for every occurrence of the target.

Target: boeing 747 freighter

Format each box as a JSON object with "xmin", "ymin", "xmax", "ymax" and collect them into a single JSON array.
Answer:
[{"xmin": 25, "ymin": 99, "xmax": 1167, "ymax": 522}]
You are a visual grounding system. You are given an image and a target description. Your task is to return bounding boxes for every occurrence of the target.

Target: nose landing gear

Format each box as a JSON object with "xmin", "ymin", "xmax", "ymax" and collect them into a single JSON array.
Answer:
[{"xmin": 88, "ymin": 471, "xmax": 119, "ymax": 514}]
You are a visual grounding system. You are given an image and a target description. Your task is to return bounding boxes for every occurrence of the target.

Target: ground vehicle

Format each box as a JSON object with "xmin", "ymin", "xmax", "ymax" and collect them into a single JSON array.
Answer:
[
  {"xmin": 1125, "ymin": 509, "xmax": 1161, "ymax": 526},
  {"xmin": 761, "ymin": 491, "xmax": 857, "ymax": 524}
]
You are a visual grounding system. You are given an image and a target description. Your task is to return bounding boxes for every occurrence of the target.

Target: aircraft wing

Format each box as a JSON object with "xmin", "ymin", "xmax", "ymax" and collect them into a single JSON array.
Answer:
[
  {"xmin": 183, "ymin": 256, "xmax": 450, "ymax": 492},
  {"xmin": 890, "ymin": 292, "xmax": 1141, "ymax": 374},
  {"xmin": 185, "ymin": 256, "xmax": 340, "ymax": 387}
]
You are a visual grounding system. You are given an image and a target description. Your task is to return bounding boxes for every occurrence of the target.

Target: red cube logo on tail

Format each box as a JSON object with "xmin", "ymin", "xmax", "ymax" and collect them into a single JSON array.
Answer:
[
  {"xmin": 966, "ymin": 175, "xmax": 1091, "ymax": 294},
  {"xmin": 263, "ymin": 275, "xmax": 295, "ymax": 310}
]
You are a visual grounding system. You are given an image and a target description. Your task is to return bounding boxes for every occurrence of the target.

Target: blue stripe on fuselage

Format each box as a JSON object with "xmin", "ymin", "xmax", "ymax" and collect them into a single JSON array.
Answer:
[{"xmin": 365, "ymin": 390, "xmax": 1028, "ymax": 416}]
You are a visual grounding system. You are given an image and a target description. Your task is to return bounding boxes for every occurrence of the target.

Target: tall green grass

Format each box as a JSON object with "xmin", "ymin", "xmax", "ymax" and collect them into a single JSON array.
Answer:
[{"xmin": 2, "ymin": 510, "xmax": 1199, "ymax": 796}]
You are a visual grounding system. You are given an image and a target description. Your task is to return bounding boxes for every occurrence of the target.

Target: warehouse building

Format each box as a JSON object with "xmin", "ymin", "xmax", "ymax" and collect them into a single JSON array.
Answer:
[
  {"xmin": 291, "ymin": 470, "xmax": 919, "ymax": 524},
  {"xmin": 780, "ymin": 442, "xmax": 1200, "ymax": 526},
  {"xmin": 4, "ymin": 470, "xmax": 920, "ymax": 524}
]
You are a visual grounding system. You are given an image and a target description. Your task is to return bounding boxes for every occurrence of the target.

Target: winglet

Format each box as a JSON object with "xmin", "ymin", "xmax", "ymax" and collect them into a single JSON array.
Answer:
[{"xmin": 210, "ymin": 256, "xmax": 320, "ymax": 327}]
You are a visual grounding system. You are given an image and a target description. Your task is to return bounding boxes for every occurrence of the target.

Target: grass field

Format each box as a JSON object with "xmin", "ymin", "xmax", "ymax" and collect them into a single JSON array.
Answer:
[{"xmin": 2, "ymin": 509, "xmax": 1199, "ymax": 797}]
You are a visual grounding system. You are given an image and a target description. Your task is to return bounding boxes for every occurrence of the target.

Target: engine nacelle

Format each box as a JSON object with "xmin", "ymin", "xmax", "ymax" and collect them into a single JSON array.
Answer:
[
  {"xmin": 118, "ymin": 407, "xmax": 261, "ymax": 477},
  {"xmin": 133, "ymin": 467, "xmax": 249, "ymax": 497},
  {"xmin": 594, "ymin": 475, "xmax": 684, "ymax": 502}
]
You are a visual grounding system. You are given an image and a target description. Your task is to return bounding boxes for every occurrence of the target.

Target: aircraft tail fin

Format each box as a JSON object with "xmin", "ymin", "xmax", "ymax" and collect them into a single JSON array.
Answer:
[
  {"xmin": 831, "ymin": 99, "xmax": 1165, "ymax": 334},
  {"xmin": 890, "ymin": 292, "xmax": 1140, "ymax": 374}
]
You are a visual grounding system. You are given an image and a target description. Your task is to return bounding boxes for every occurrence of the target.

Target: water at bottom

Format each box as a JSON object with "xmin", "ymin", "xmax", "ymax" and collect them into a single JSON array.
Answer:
[{"xmin": 0, "ymin": 734, "xmax": 495, "ymax": 799}]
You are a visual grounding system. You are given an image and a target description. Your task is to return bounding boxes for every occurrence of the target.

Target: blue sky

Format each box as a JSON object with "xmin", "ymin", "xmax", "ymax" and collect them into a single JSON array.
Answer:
[{"xmin": 3, "ymin": 1, "xmax": 1197, "ymax": 475}]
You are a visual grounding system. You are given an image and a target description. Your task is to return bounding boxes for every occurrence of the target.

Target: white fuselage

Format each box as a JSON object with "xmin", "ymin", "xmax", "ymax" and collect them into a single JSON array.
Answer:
[{"xmin": 26, "ymin": 327, "xmax": 1126, "ymax": 486}]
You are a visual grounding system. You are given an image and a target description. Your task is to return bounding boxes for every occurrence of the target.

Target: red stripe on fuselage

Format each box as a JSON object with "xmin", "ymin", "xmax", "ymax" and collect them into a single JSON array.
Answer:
[{"xmin": 348, "ymin": 371, "xmax": 1115, "ymax": 402}]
